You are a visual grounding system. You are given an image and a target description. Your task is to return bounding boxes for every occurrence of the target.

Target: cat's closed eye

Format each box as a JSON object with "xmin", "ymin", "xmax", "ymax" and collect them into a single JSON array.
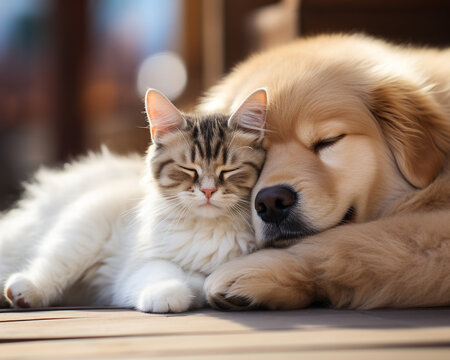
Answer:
[
  {"xmin": 177, "ymin": 165, "xmax": 199, "ymax": 181},
  {"xmin": 219, "ymin": 168, "xmax": 239, "ymax": 182}
]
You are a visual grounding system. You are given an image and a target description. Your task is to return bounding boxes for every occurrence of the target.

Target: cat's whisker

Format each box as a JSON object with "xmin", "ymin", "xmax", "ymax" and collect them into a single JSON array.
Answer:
[
  {"xmin": 147, "ymin": 197, "xmax": 186, "ymax": 219},
  {"xmin": 151, "ymin": 203, "xmax": 185, "ymax": 219},
  {"xmin": 229, "ymin": 203, "xmax": 253, "ymax": 230},
  {"xmin": 163, "ymin": 204, "xmax": 189, "ymax": 236},
  {"xmin": 235, "ymin": 200, "xmax": 252, "ymax": 211},
  {"xmin": 154, "ymin": 207, "xmax": 185, "ymax": 235},
  {"xmin": 172, "ymin": 206, "xmax": 190, "ymax": 231}
]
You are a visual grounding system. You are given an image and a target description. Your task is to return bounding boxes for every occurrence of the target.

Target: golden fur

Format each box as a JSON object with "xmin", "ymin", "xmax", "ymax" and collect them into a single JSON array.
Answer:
[{"xmin": 200, "ymin": 34, "xmax": 450, "ymax": 309}]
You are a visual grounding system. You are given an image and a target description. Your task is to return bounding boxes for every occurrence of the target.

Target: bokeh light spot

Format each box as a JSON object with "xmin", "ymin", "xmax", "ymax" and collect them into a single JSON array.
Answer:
[{"xmin": 136, "ymin": 52, "xmax": 187, "ymax": 101}]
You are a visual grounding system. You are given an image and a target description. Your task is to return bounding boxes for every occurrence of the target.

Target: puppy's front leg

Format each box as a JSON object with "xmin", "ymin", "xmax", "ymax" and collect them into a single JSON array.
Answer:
[
  {"xmin": 313, "ymin": 211, "xmax": 450, "ymax": 309},
  {"xmin": 204, "ymin": 248, "xmax": 317, "ymax": 310},
  {"xmin": 205, "ymin": 210, "xmax": 450, "ymax": 310}
]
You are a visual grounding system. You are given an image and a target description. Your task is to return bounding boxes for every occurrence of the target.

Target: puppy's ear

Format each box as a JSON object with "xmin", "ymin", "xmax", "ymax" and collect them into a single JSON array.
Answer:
[
  {"xmin": 145, "ymin": 89, "xmax": 186, "ymax": 144},
  {"xmin": 370, "ymin": 80, "xmax": 450, "ymax": 188}
]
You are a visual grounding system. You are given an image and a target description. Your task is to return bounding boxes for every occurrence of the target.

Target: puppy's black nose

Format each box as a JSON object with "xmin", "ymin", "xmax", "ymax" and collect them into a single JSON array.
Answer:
[{"xmin": 255, "ymin": 185, "xmax": 297, "ymax": 223}]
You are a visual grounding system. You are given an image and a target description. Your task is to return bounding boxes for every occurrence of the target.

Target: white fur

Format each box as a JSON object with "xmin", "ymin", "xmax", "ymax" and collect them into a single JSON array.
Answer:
[{"xmin": 0, "ymin": 148, "xmax": 255, "ymax": 312}]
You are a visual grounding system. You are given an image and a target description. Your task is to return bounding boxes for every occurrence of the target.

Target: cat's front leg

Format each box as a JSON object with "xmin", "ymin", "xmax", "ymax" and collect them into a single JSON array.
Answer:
[
  {"xmin": 114, "ymin": 260, "xmax": 206, "ymax": 313},
  {"xmin": 4, "ymin": 273, "xmax": 44, "ymax": 308}
]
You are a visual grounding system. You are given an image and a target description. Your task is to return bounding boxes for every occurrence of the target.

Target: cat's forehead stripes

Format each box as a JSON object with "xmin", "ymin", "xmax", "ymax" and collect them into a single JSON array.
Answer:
[{"xmin": 185, "ymin": 115, "xmax": 229, "ymax": 164}]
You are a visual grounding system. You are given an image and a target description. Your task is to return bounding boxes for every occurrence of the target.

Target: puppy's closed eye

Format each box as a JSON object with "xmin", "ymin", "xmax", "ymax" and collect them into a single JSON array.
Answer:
[{"xmin": 313, "ymin": 134, "xmax": 346, "ymax": 153}]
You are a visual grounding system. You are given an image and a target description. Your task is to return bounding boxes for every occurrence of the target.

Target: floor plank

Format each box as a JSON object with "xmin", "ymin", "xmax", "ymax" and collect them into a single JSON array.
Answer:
[
  {"xmin": 1, "ymin": 330, "xmax": 450, "ymax": 359},
  {"xmin": 0, "ymin": 308, "xmax": 449, "ymax": 359},
  {"xmin": 2, "ymin": 308, "xmax": 450, "ymax": 340}
]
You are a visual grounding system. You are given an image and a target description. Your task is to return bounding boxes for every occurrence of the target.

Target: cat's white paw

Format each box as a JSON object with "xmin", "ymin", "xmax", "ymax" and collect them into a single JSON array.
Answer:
[
  {"xmin": 4, "ymin": 273, "xmax": 44, "ymax": 308},
  {"xmin": 137, "ymin": 279, "xmax": 192, "ymax": 313}
]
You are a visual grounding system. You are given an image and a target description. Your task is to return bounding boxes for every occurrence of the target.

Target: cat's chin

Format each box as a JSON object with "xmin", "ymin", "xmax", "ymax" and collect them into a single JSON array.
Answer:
[{"xmin": 193, "ymin": 204, "xmax": 227, "ymax": 219}]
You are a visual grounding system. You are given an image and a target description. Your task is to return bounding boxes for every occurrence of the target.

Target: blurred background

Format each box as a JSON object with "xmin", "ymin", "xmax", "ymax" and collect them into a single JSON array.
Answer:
[{"xmin": 0, "ymin": 0, "xmax": 449, "ymax": 210}]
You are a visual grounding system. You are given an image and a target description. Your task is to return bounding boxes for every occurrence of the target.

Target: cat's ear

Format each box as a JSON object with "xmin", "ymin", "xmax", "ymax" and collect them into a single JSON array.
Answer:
[
  {"xmin": 228, "ymin": 88, "xmax": 268, "ymax": 140},
  {"xmin": 145, "ymin": 89, "xmax": 186, "ymax": 144}
]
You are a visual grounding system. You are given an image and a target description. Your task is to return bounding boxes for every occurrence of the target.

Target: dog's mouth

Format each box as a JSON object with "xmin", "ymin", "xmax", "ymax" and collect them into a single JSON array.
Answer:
[
  {"xmin": 262, "ymin": 216, "xmax": 318, "ymax": 248},
  {"xmin": 338, "ymin": 206, "xmax": 356, "ymax": 226},
  {"xmin": 265, "ymin": 227, "xmax": 317, "ymax": 248},
  {"xmin": 262, "ymin": 206, "xmax": 356, "ymax": 248}
]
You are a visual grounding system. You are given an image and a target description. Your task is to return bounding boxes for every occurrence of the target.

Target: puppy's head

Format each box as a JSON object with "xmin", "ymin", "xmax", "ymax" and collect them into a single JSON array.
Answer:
[{"xmin": 253, "ymin": 64, "xmax": 450, "ymax": 248}]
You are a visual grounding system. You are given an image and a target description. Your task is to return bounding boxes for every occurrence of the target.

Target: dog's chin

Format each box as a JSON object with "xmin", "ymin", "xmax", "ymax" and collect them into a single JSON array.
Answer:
[
  {"xmin": 260, "ymin": 206, "xmax": 356, "ymax": 248},
  {"xmin": 260, "ymin": 220, "xmax": 318, "ymax": 248}
]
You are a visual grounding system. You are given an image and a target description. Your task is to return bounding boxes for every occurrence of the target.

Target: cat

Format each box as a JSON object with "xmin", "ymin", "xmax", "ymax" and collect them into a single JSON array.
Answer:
[{"xmin": 0, "ymin": 88, "xmax": 268, "ymax": 313}]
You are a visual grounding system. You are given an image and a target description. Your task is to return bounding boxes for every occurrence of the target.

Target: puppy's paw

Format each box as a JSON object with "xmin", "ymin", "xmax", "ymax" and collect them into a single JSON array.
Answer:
[
  {"xmin": 137, "ymin": 279, "xmax": 193, "ymax": 313},
  {"xmin": 204, "ymin": 250, "xmax": 315, "ymax": 311},
  {"xmin": 4, "ymin": 273, "xmax": 44, "ymax": 308}
]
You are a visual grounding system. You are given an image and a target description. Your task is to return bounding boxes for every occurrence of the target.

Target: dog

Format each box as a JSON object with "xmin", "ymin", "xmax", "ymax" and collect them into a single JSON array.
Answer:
[{"xmin": 199, "ymin": 33, "xmax": 450, "ymax": 310}]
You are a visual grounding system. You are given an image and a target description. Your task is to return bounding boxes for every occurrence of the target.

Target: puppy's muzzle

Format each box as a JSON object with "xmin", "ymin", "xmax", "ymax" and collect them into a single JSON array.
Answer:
[{"xmin": 255, "ymin": 185, "xmax": 297, "ymax": 223}]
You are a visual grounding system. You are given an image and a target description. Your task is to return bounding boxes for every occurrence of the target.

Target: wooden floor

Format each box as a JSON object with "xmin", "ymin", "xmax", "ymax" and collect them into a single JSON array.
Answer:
[{"xmin": 1, "ymin": 307, "xmax": 449, "ymax": 359}]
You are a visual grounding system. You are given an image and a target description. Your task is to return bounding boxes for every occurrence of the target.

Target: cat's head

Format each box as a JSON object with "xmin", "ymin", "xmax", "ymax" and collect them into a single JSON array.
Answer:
[{"xmin": 144, "ymin": 88, "xmax": 268, "ymax": 219}]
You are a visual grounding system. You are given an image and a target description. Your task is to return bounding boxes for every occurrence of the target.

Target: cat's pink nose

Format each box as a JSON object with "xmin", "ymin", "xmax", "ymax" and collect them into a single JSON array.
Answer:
[{"xmin": 201, "ymin": 188, "xmax": 217, "ymax": 200}]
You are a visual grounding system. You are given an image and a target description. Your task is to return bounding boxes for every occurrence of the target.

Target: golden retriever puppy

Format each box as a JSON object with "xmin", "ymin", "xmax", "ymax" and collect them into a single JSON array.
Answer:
[{"xmin": 200, "ymin": 34, "xmax": 450, "ymax": 310}]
